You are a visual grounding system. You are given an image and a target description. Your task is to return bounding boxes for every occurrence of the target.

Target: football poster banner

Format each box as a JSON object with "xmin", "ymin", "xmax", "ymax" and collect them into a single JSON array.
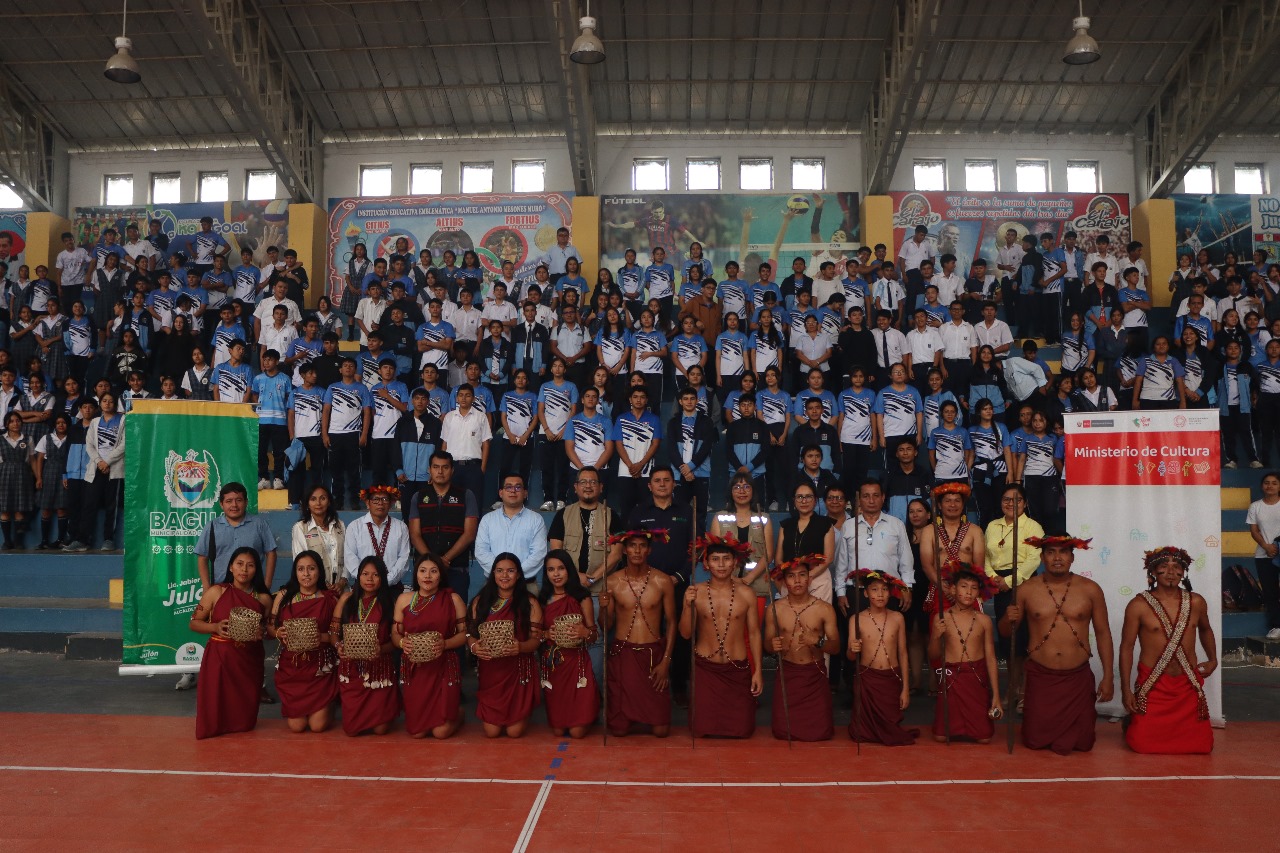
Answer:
[
  {"xmin": 325, "ymin": 193, "xmax": 575, "ymax": 302},
  {"xmin": 890, "ymin": 192, "xmax": 1131, "ymax": 278},
  {"xmin": 1064, "ymin": 410, "xmax": 1223, "ymax": 723},
  {"xmin": 73, "ymin": 201, "xmax": 290, "ymax": 264},
  {"xmin": 121, "ymin": 401, "xmax": 258, "ymax": 671},
  {"xmin": 599, "ymin": 192, "xmax": 860, "ymax": 279},
  {"xmin": 0, "ymin": 211, "xmax": 28, "ymax": 284}
]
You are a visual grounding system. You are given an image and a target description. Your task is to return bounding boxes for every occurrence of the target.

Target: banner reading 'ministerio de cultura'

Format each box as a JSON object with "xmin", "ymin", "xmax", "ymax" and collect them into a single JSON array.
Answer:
[{"xmin": 121, "ymin": 401, "xmax": 257, "ymax": 671}]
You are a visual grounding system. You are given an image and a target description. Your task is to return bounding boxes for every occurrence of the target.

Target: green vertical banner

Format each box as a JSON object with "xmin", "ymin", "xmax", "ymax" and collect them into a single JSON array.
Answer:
[{"xmin": 121, "ymin": 401, "xmax": 258, "ymax": 670}]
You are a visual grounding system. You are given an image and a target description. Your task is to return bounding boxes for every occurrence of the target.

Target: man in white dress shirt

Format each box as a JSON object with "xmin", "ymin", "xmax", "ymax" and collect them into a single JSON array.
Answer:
[
  {"xmin": 835, "ymin": 479, "xmax": 914, "ymax": 615},
  {"xmin": 344, "ymin": 485, "xmax": 412, "ymax": 589}
]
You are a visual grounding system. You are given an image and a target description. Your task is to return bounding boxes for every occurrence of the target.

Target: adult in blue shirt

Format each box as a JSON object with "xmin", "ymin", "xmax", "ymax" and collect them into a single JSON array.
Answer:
[
  {"xmin": 474, "ymin": 471, "xmax": 549, "ymax": 586},
  {"xmin": 194, "ymin": 481, "xmax": 278, "ymax": 590}
]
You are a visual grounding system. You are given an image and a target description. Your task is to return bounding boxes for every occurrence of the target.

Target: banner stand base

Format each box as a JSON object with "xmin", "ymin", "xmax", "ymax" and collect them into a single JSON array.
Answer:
[{"xmin": 119, "ymin": 665, "xmax": 199, "ymax": 676}]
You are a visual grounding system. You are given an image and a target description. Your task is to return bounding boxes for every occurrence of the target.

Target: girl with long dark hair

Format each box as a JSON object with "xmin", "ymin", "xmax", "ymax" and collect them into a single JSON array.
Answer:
[
  {"xmin": 467, "ymin": 552, "xmax": 543, "ymax": 738},
  {"xmin": 538, "ymin": 550, "xmax": 599, "ymax": 738},
  {"xmin": 334, "ymin": 556, "xmax": 400, "ymax": 736},
  {"xmin": 394, "ymin": 552, "xmax": 467, "ymax": 739},
  {"xmin": 269, "ymin": 550, "xmax": 338, "ymax": 734}
]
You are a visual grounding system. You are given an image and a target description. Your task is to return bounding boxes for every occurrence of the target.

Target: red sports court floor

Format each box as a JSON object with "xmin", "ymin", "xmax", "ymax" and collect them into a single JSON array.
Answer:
[{"xmin": 1, "ymin": 713, "xmax": 1277, "ymax": 852}]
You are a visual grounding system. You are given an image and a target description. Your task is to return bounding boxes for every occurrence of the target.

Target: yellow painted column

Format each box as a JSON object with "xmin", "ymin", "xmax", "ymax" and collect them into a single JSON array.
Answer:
[
  {"xmin": 24, "ymin": 212, "xmax": 73, "ymax": 278},
  {"xmin": 288, "ymin": 203, "xmax": 328, "ymax": 310},
  {"xmin": 572, "ymin": 195, "xmax": 599, "ymax": 284},
  {"xmin": 860, "ymin": 195, "xmax": 895, "ymax": 251},
  {"xmin": 1133, "ymin": 198, "xmax": 1176, "ymax": 308}
]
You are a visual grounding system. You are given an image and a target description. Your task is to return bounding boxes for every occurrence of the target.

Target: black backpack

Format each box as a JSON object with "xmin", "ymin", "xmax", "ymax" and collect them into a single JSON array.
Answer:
[{"xmin": 1223, "ymin": 564, "xmax": 1264, "ymax": 611}]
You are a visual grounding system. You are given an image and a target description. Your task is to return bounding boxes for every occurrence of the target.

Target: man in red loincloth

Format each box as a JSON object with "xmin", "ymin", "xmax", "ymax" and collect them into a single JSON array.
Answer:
[
  {"xmin": 765, "ymin": 555, "xmax": 840, "ymax": 741},
  {"xmin": 682, "ymin": 533, "xmax": 762, "ymax": 738},
  {"xmin": 600, "ymin": 530, "xmax": 676, "ymax": 737},
  {"xmin": 847, "ymin": 569, "xmax": 918, "ymax": 746},
  {"xmin": 1120, "ymin": 546, "xmax": 1216, "ymax": 754},
  {"xmin": 1002, "ymin": 533, "xmax": 1113, "ymax": 754},
  {"xmin": 927, "ymin": 561, "xmax": 1002, "ymax": 743}
]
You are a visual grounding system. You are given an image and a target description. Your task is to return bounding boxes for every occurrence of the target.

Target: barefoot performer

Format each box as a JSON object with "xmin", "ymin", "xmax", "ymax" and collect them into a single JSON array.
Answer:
[
  {"xmin": 682, "ymin": 533, "xmax": 763, "ymax": 738},
  {"xmin": 1001, "ymin": 533, "xmax": 1114, "ymax": 754},
  {"xmin": 928, "ymin": 561, "xmax": 1002, "ymax": 743},
  {"xmin": 601, "ymin": 529, "xmax": 676, "ymax": 737},
  {"xmin": 1120, "ymin": 546, "xmax": 1216, "ymax": 754},
  {"xmin": 334, "ymin": 556, "xmax": 401, "ymax": 736},
  {"xmin": 393, "ymin": 552, "xmax": 467, "ymax": 739},
  {"xmin": 269, "ymin": 550, "xmax": 338, "ymax": 734},
  {"xmin": 765, "ymin": 555, "xmax": 840, "ymax": 741},
  {"xmin": 847, "ymin": 569, "xmax": 917, "ymax": 746}
]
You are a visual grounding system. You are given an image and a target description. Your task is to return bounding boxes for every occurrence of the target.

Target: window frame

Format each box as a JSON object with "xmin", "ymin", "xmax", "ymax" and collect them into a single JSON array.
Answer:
[
  {"xmin": 738, "ymin": 157, "xmax": 774, "ymax": 191},
  {"xmin": 1014, "ymin": 159, "xmax": 1050, "ymax": 193},
  {"xmin": 460, "ymin": 161, "xmax": 495, "ymax": 194},
  {"xmin": 359, "ymin": 164, "xmax": 393, "ymax": 198},
  {"xmin": 1065, "ymin": 160, "xmax": 1100, "ymax": 194},
  {"xmin": 1183, "ymin": 163, "xmax": 1216, "ymax": 194},
  {"xmin": 685, "ymin": 157, "xmax": 722, "ymax": 191},
  {"xmin": 791, "ymin": 157, "xmax": 826, "ymax": 191},
  {"xmin": 149, "ymin": 172, "xmax": 181, "ymax": 204},
  {"xmin": 511, "ymin": 159, "xmax": 547, "ymax": 193},
  {"xmin": 632, "ymin": 157, "xmax": 670, "ymax": 192},
  {"xmin": 245, "ymin": 169, "xmax": 277, "ymax": 201},
  {"xmin": 198, "ymin": 170, "xmax": 230, "ymax": 203},
  {"xmin": 1234, "ymin": 163, "xmax": 1266, "ymax": 195},
  {"xmin": 913, "ymin": 158, "xmax": 947, "ymax": 192},
  {"xmin": 963, "ymin": 159, "xmax": 997, "ymax": 192},
  {"xmin": 409, "ymin": 163, "xmax": 444, "ymax": 195}
]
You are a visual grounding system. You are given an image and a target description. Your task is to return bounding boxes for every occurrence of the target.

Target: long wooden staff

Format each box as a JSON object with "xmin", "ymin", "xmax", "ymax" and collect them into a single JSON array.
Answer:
[
  {"xmin": 1006, "ymin": 503, "xmax": 1020, "ymax": 754},
  {"xmin": 933, "ymin": 519, "xmax": 950, "ymax": 745},
  {"xmin": 765, "ymin": 565, "xmax": 792, "ymax": 749},
  {"xmin": 851, "ymin": 514, "xmax": 862, "ymax": 755},
  {"xmin": 600, "ymin": 555, "xmax": 614, "ymax": 748},
  {"xmin": 688, "ymin": 495, "xmax": 698, "ymax": 749}
]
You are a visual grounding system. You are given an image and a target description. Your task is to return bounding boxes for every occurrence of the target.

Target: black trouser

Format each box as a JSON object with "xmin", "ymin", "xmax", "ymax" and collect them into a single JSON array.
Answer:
[
  {"xmin": 1023, "ymin": 474, "xmax": 1061, "ymax": 529},
  {"xmin": 610, "ymin": 474, "xmax": 645, "ymax": 516},
  {"xmin": 80, "ymin": 475, "xmax": 121, "ymax": 545},
  {"xmin": 972, "ymin": 473, "xmax": 1006, "ymax": 529},
  {"xmin": 993, "ymin": 585, "xmax": 1030, "ymax": 661},
  {"xmin": 943, "ymin": 357, "xmax": 971, "ymax": 403},
  {"xmin": 67, "ymin": 355, "xmax": 91, "ymax": 385},
  {"xmin": 287, "ymin": 435, "xmax": 327, "ymax": 505},
  {"xmin": 841, "ymin": 442, "xmax": 874, "ymax": 493},
  {"xmin": 369, "ymin": 437, "xmax": 398, "ymax": 487},
  {"xmin": 258, "ymin": 424, "xmax": 288, "ymax": 481},
  {"xmin": 676, "ymin": 475, "xmax": 708, "ymax": 515},
  {"xmin": 453, "ymin": 459, "xmax": 484, "ymax": 506},
  {"xmin": 398, "ymin": 479, "xmax": 429, "ymax": 523},
  {"xmin": 1222, "ymin": 405, "xmax": 1259, "ymax": 465},
  {"xmin": 328, "ymin": 432, "xmax": 362, "ymax": 507},
  {"xmin": 1016, "ymin": 292, "xmax": 1040, "ymax": 339},
  {"xmin": 448, "ymin": 563, "xmax": 471, "ymax": 603},
  {"xmin": 910, "ymin": 363, "xmax": 933, "ymax": 395},
  {"xmin": 540, "ymin": 436, "xmax": 569, "ymax": 505},
  {"xmin": 638, "ymin": 372, "xmax": 663, "ymax": 409},
  {"xmin": 1257, "ymin": 394, "xmax": 1280, "ymax": 465},
  {"xmin": 1042, "ymin": 290, "xmax": 1062, "ymax": 343},
  {"xmin": 499, "ymin": 439, "xmax": 534, "ymax": 499},
  {"xmin": 764, "ymin": 422, "xmax": 788, "ymax": 506},
  {"xmin": 64, "ymin": 479, "xmax": 86, "ymax": 541}
]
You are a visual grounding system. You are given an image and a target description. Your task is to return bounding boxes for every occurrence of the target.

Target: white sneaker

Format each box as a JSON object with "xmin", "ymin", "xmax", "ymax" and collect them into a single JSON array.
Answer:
[
  {"xmin": 1266, "ymin": 627, "xmax": 1280, "ymax": 641},
  {"xmin": 556, "ymin": 500, "xmax": 566, "ymax": 510},
  {"xmin": 1223, "ymin": 461, "xmax": 1238, "ymax": 469},
  {"xmin": 257, "ymin": 478, "xmax": 270, "ymax": 489},
  {"xmin": 539, "ymin": 501, "xmax": 555, "ymax": 511},
  {"xmin": 272, "ymin": 478, "xmax": 285, "ymax": 489},
  {"xmin": 175, "ymin": 673, "xmax": 197, "ymax": 690},
  {"xmin": 768, "ymin": 501, "xmax": 779, "ymax": 511},
  {"xmin": 1250, "ymin": 460, "xmax": 1264, "ymax": 469}
]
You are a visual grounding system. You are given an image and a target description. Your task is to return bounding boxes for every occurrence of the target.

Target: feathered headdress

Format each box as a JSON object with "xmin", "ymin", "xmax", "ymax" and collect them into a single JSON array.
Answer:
[
  {"xmin": 607, "ymin": 528, "xmax": 671, "ymax": 546},
  {"xmin": 770, "ymin": 554, "xmax": 824, "ymax": 582},
  {"xmin": 931, "ymin": 482, "xmax": 972, "ymax": 501},
  {"xmin": 1143, "ymin": 545, "xmax": 1195, "ymax": 590},
  {"xmin": 359, "ymin": 484, "xmax": 401, "ymax": 502},
  {"xmin": 849, "ymin": 568, "xmax": 908, "ymax": 601},
  {"xmin": 1024, "ymin": 534, "xmax": 1092, "ymax": 551},
  {"xmin": 940, "ymin": 559, "xmax": 1000, "ymax": 601},
  {"xmin": 694, "ymin": 532, "xmax": 753, "ymax": 564}
]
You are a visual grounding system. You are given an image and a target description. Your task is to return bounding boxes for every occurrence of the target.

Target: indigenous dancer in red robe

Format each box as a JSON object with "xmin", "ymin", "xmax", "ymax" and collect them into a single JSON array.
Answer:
[
  {"xmin": 468, "ymin": 552, "xmax": 543, "ymax": 738},
  {"xmin": 1120, "ymin": 546, "xmax": 1216, "ymax": 754},
  {"xmin": 927, "ymin": 562, "xmax": 1002, "ymax": 743},
  {"xmin": 335, "ymin": 556, "xmax": 401, "ymax": 736},
  {"xmin": 848, "ymin": 570, "xmax": 918, "ymax": 746},
  {"xmin": 191, "ymin": 546, "xmax": 272, "ymax": 740},
  {"xmin": 539, "ymin": 550, "xmax": 600, "ymax": 738},
  {"xmin": 269, "ymin": 550, "xmax": 338, "ymax": 733},
  {"xmin": 601, "ymin": 530, "xmax": 676, "ymax": 737},
  {"xmin": 765, "ymin": 555, "xmax": 839, "ymax": 741},
  {"xmin": 1001, "ymin": 533, "xmax": 1113, "ymax": 755},
  {"xmin": 393, "ymin": 552, "xmax": 467, "ymax": 739},
  {"xmin": 682, "ymin": 534, "xmax": 762, "ymax": 738}
]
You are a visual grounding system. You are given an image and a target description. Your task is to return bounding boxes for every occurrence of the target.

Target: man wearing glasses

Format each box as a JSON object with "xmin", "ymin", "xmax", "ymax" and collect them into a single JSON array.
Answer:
[
  {"xmin": 475, "ymin": 472, "xmax": 548, "ymax": 592},
  {"xmin": 835, "ymin": 479, "xmax": 914, "ymax": 617},
  {"xmin": 344, "ymin": 485, "xmax": 412, "ymax": 591}
]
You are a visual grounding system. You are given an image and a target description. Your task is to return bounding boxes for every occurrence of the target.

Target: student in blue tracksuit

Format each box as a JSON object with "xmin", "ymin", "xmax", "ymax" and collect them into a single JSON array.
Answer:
[
  {"xmin": 394, "ymin": 388, "xmax": 443, "ymax": 518},
  {"xmin": 1217, "ymin": 339, "xmax": 1259, "ymax": 469},
  {"xmin": 666, "ymin": 386, "xmax": 717, "ymax": 512},
  {"xmin": 725, "ymin": 392, "xmax": 769, "ymax": 499}
]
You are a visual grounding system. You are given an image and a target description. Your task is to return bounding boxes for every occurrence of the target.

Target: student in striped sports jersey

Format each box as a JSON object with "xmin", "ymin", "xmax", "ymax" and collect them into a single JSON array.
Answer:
[
  {"xmin": 537, "ymin": 357, "xmax": 579, "ymax": 510},
  {"xmin": 1132, "ymin": 336, "xmax": 1187, "ymax": 411},
  {"xmin": 968, "ymin": 398, "xmax": 1013, "ymax": 526},
  {"xmin": 450, "ymin": 362, "xmax": 496, "ymax": 428},
  {"xmin": 642, "ymin": 246, "xmax": 676, "ymax": 326},
  {"xmin": 793, "ymin": 367, "xmax": 837, "ymax": 427},
  {"xmin": 287, "ymin": 363, "xmax": 328, "ymax": 509},
  {"xmin": 715, "ymin": 312, "xmax": 749, "ymax": 404},
  {"xmin": 616, "ymin": 249, "xmax": 645, "ymax": 319},
  {"xmin": 1216, "ymin": 340, "xmax": 1260, "ymax": 470},
  {"xmin": 565, "ymin": 386, "xmax": 613, "ymax": 479},
  {"xmin": 873, "ymin": 363, "xmax": 924, "ymax": 458},
  {"xmin": 921, "ymin": 368, "xmax": 958, "ymax": 439},
  {"xmin": 369, "ymin": 359, "xmax": 409, "ymax": 488},
  {"xmin": 1174, "ymin": 326, "xmax": 1219, "ymax": 410},
  {"xmin": 630, "ymin": 309, "xmax": 668, "ymax": 407},
  {"xmin": 496, "ymin": 368, "xmax": 539, "ymax": 503},
  {"xmin": 1012, "ymin": 410, "xmax": 1063, "ymax": 528},
  {"xmin": 211, "ymin": 340, "xmax": 254, "ymax": 403},
  {"xmin": 672, "ymin": 313, "xmax": 708, "ymax": 388},
  {"xmin": 717, "ymin": 261, "xmax": 750, "ymax": 320},
  {"xmin": 757, "ymin": 366, "xmax": 792, "ymax": 511},
  {"xmin": 611, "ymin": 385, "xmax": 662, "ymax": 516},
  {"xmin": 322, "ymin": 357, "xmax": 374, "ymax": 511},
  {"xmin": 749, "ymin": 307, "xmax": 785, "ymax": 379},
  {"xmin": 837, "ymin": 366, "xmax": 877, "ymax": 493},
  {"xmin": 927, "ymin": 400, "xmax": 972, "ymax": 487},
  {"xmin": 416, "ymin": 299, "xmax": 456, "ymax": 384},
  {"xmin": 1255, "ymin": 339, "xmax": 1280, "ymax": 465}
]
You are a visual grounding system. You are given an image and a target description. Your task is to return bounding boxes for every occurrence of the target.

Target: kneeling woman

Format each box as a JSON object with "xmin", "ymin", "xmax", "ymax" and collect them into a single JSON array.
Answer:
[
  {"xmin": 190, "ymin": 546, "xmax": 272, "ymax": 739},
  {"xmin": 538, "ymin": 550, "xmax": 600, "ymax": 738},
  {"xmin": 269, "ymin": 550, "xmax": 339, "ymax": 734},
  {"xmin": 393, "ymin": 552, "xmax": 467, "ymax": 739},
  {"xmin": 334, "ymin": 556, "xmax": 400, "ymax": 736},
  {"xmin": 468, "ymin": 553, "xmax": 543, "ymax": 738}
]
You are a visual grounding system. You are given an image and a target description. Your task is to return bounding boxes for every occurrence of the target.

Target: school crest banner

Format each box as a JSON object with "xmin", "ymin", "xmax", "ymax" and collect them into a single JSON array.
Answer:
[
  {"xmin": 1064, "ymin": 410, "xmax": 1223, "ymax": 723},
  {"xmin": 121, "ymin": 401, "xmax": 258, "ymax": 670}
]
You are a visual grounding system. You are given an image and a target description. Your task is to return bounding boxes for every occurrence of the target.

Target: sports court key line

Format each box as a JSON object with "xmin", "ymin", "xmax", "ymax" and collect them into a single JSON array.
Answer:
[{"xmin": 2, "ymin": 765, "xmax": 1279, "ymax": 787}]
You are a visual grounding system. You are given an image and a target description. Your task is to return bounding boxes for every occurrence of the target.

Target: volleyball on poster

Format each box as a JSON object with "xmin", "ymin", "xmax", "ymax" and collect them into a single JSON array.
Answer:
[
  {"xmin": 324, "ymin": 193, "xmax": 575, "ymax": 302},
  {"xmin": 122, "ymin": 402, "xmax": 258, "ymax": 670},
  {"xmin": 890, "ymin": 191, "xmax": 1131, "ymax": 277}
]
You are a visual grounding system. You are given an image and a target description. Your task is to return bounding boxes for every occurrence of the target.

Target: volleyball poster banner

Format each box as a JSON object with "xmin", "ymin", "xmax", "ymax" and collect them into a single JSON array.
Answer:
[
  {"xmin": 889, "ymin": 191, "xmax": 1131, "ymax": 278},
  {"xmin": 121, "ymin": 401, "xmax": 258, "ymax": 670},
  {"xmin": 598, "ymin": 192, "xmax": 861, "ymax": 278},
  {"xmin": 325, "ymin": 193, "xmax": 574, "ymax": 302},
  {"xmin": 1064, "ymin": 410, "xmax": 1223, "ymax": 723},
  {"xmin": 1173, "ymin": 193, "xmax": 1253, "ymax": 264}
]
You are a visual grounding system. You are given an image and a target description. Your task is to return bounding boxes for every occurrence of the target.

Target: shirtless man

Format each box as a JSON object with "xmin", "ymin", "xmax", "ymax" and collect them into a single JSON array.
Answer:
[
  {"xmin": 600, "ymin": 530, "xmax": 676, "ymax": 737},
  {"xmin": 1120, "ymin": 546, "xmax": 1216, "ymax": 754},
  {"xmin": 765, "ymin": 556, "xmax": 840, "ymax": 741},
  {"xmin": 928, "ymin": 565, "xmax": 1001, "ymax": 743},
  {"xmin": 681, "ymin": 534, "xmax": 763, "ymax": 738},
  {"xmin": 919, "ymin": 482, "xmax": 986, "ymax": 594},
  {"xmin": 847, "ymin": 570, "xmax": 917, "ymax": 745},
  {"xmin": 1002, "ymin": 533, "xmax": 1114, "ymax": 754}
]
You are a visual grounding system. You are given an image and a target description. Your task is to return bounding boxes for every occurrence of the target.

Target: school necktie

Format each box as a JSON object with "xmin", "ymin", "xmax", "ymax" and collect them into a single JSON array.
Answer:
[
  {"xmin": 880, "ymin": 331, "xmax": 890, "ymax": 368},
  {"xmin": 525, "ymin": 324, "xmax": 534, "ymax": 361}
]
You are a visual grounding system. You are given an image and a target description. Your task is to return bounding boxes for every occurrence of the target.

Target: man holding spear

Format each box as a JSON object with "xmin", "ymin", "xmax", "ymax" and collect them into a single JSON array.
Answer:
[{"xmin": 765, "ymin": 555, "xmax": 840, "ymax": 741}]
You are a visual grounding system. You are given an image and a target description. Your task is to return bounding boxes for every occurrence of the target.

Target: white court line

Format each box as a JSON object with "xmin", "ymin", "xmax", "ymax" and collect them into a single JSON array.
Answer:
[
  {"xmin": 1, "ymin": 765, "xmax": 1278, "ymax": 788},
  {"xmin": 512, "ymin": 779, "xmax": 554, "ymax": 853}
]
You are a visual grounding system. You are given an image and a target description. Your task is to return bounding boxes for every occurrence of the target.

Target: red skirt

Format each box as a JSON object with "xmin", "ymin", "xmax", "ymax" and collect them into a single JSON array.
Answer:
[
  {"xmin": 275, "ymin": 648, "xmax": 338, "ymax": 720},
  {"xmin": 338, "ymin": 655, "xmax": 401, "ymax": 735},
  {"xmin": 692, "ymin": 655, "xmax": 755, "ymax": 738},
  {"xmin": 1125, "ymin": 664, "xmax": 1213, "ymax": 755},
  {"xmin": 934, "ymin": 659, "xmax": 995, "ymax": 741},
  {"xmin": 476, "ymin": 652, "xmax": 540, "ymax": 728},
  {"xmin": 1023, "ymin": 658, "xmax": 1096, "ymax": 754},
  {"xmin": 849, "ymin": 666, "xmax": 917, "ymax": 746},
  {"xmin": 772, "ymin": 658, "xmax": 833, "ymax": 742},
  {"xmin": 543, "ymin": 646, "xmax": 599, "ymax": 730},
  {"xmin": 606, "ymin": 641, "xmax": 671, "ymax": 730},
  {"xmin": 196, "ymin": 637, "xmax": 265, "ymax": 740},
  {"xmin": 401, "ymin": 653, "xmax": 462, "ymax": 736}
]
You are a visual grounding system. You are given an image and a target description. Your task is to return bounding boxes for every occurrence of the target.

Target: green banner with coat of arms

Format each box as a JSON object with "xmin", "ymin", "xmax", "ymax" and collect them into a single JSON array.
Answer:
[{"xmin": 122, "ymin": 401, "xmax": 258, "ymax": 669}]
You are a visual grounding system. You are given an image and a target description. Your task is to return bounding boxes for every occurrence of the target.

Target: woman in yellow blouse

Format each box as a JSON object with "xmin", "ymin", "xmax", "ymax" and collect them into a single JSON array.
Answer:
[{"xmin": 983, "ymin": 482, "xmax": 1042, "ymax": 711}]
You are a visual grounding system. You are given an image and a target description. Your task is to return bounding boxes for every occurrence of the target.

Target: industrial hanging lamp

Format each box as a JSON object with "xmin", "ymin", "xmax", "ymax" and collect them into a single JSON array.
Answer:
[
  {"xmin": 569, "ymin": 0, "xmax": 605, "ymax": 64},
  {"xmin": 104, "ymin": 0, "xmax": 142, "ymax": 84},
  {"xmin": 1062, "ymin": 0, "xmax": 1101, "ymax": 65}
]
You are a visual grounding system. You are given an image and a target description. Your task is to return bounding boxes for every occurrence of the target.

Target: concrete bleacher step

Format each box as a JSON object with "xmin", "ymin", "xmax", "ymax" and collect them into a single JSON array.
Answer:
[
  {"xmin": 66, "ymin": 632, "xmax": 124, "ymax": 661},
  {"xmin": 1222, "ymin": 487, "xmax": 1252, "ymax": 510},
  {"xmin": 0, "ymin": 597, "xmax": 122, "ymax": 634},
  {"xmin": 0, "ymin": 553, "xmax": 122, "ymax": 599}
]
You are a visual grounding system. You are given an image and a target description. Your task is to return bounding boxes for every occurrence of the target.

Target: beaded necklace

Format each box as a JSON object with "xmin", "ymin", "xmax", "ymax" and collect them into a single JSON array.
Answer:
[
  {"xmin": 621, "ymin": 568, "xmax": 654, "ymax": 643},
  {"xmin": 1029, "ymin": 575, "xmax": 1090, "ymax": 657},
  {"xmin": 409, "ymin": 590, "xmax": 437, "ymax": 615},
  {"xmin": 705, "ymin": 581, "xmax": 736, "ymax": 663},
  {"xmin": 357, "ymin": 594, "xmax": 377, "ymax": 623},
  {"xmin": 490, "ymin": 595, "xmax": 511, "ymax": 614},
  {"xmin": 863, "ymin": 610, "xmax": 892, "ymax": 670},
  {"xmin": 784, "ymin": 596, "xmax": 818, "ymax": 654},
  {"xmin": 944, "ymin": 606, "xmax": 982, "ymax": 684},
  {"xmin": 936, "ymin": 516, "xmax": 969, "ymax": 562}
]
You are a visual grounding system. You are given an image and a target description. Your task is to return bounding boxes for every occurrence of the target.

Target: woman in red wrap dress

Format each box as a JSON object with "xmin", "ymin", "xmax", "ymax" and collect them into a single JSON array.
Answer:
[
  {"xmin": 538, "ymin": 550, "xmax": 599, "ymax": 738},
  {"xmin": 467, "ymin": 552, "xmax": 543, "ymax": 738},
  {"xmin": 269, "ymin": 550, "xmax": 338, "ymax": 733},
  {"xmin": 393, "ymin": 552, "xmax": 467, "ymax": 739},
  {"xmin": 334, "ymin": 556, "xmax": 401, "ymax": 736},
  {"xmin": 191, "ymin": 546, "xmax": 272, "ymax": 739}
]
